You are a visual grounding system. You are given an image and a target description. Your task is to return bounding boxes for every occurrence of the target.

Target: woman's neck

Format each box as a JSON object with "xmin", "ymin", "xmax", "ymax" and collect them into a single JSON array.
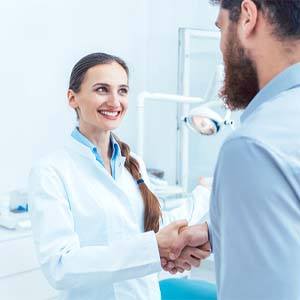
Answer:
[{"xmin": 78, "ymin": 123, "xmax": 112, "ymax": 160}]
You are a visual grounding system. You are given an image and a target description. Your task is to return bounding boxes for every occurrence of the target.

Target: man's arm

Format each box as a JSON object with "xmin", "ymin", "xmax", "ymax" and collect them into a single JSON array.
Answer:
[{"xmin": 210, "ymin": 136, "xmax": 300, "ymax": 300}]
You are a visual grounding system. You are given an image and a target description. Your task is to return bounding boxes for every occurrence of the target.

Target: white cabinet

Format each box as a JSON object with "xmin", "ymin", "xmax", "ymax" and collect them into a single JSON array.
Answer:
[{"xmin": 0, "ymin": 228, "xmax": 58, "ymax": 300}]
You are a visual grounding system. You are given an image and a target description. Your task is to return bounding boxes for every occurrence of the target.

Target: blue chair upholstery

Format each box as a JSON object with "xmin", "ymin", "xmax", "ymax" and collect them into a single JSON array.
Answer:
[{"xmin": 159, "ymin": 278, "xmax": 217, "ymax": 300}]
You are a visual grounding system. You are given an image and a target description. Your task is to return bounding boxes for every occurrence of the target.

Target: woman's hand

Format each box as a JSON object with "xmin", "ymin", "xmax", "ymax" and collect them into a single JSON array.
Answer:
[{"xmin": 156, "ymin": 220, "xmax": 188, "ymax": 264}]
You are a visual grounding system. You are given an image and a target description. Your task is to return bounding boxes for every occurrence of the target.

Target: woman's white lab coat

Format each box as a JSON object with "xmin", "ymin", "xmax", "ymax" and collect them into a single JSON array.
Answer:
[{"xmin": 28, "ymin": 136, "xmax": 162, "ymax": 300}]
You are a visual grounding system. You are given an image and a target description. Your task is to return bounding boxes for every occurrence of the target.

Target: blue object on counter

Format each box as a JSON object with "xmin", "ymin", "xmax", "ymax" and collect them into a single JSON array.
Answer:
[
  {"xmin": 160, "ymin": 278, "xmax": 217, "ymax": 300},
  {"xmin": 10, "ymin": 204, "xmax": 28, "ymax": 213}
]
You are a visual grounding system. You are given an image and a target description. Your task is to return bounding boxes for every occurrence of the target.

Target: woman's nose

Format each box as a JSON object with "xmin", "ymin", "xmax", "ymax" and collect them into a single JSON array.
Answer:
[{"xmin": 106, "ymin": 93, "xmax": 121, "ymax": 107}]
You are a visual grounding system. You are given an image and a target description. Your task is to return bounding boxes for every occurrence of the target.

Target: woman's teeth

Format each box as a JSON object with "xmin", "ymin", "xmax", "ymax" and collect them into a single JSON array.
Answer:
[{"xmin": 99, "ymin": 110, "xmax": 119, "ymax": 117}]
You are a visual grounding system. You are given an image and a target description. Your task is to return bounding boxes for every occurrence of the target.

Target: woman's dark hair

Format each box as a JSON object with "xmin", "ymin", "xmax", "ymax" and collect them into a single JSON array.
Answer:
[
  {"xmin": 69, "ymin": 52, "xmax": 129, "ymax": 93},
  {"xmin": 210, "ymin": 0, "xmax": 300, "ymax": 40},
  {"xmin": 69, "ymin": 53, "xmax": 162, "ymax": 233}
]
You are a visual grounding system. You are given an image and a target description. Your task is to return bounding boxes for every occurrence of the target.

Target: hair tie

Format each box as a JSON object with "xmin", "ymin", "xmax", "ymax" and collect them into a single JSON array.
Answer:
[{"xmin": 137, "ymin": 178, "xmax": 144, "ymax": 185}]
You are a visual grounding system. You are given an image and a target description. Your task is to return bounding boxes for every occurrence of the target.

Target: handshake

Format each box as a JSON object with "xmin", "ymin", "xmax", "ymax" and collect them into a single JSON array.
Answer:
[{"xmin": 155, "ymin": 220, "xmax": 211, "ymax": 274}]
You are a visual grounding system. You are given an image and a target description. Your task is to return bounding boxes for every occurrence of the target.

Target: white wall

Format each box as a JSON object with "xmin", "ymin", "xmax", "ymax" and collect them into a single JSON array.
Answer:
[
  {"xmin": 0, "ymin": 0, "xmax": 148, "ymax": 192},
  {"xmin": 0, "ymin": 0, "xmax": 221, "ymax": 193}
]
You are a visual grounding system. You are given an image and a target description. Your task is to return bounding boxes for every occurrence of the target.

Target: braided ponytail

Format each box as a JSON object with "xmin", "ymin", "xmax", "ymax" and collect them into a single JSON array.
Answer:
[{"xmin": 113, "ymin": 134, "xmax": 162, "ymax": 233}]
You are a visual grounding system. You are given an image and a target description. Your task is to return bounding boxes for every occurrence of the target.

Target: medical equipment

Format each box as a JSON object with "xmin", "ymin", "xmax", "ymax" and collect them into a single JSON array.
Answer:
[
  {"xmin": 9, "ymin": 188, "xmax": 28, "ymax": 212},
  {"xmin": 138, "ymin": 30, "xmax": 231, "ymax": 194},
  {"xmin": 182, "ymin": 63, "xmax": 234, "ymax": 135},
  {"xmin": 183, "ymin": 102, "xmax": 235, "ymax": 135},
  {"xmin": 137, "ymin": 77, "xmax": 233, "ymax": 194},
  {"xmin": 0, "ymin": 190, "xmax": 30, "ymax": 230}
]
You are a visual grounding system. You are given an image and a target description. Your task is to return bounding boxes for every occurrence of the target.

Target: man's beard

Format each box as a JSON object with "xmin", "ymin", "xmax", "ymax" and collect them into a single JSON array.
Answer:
[{"xmin": 220, "ymin": 25, "xmax": 260, "ymax": 110}]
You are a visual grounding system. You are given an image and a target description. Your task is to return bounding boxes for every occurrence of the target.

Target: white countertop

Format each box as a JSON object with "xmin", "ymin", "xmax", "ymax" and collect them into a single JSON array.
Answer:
[{"xmin": 0, "ymin": 226, "xmax": 32, "ymax": 243}]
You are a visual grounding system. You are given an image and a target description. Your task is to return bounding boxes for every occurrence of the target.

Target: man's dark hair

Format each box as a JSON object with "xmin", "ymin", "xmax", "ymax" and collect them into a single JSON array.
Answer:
[{"xmin": 210, "ymin": 0, "xmax": 300, "ymax": 40}]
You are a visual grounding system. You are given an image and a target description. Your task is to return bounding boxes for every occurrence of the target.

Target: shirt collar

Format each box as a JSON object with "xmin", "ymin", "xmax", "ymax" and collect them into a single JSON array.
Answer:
[
  {"xmin": 71, "ymin": 127, "xmax": 122, "ymax": 161},
  {"xmin": 241, "ymin": 62, "xmax": 300, "ymax": 123},
  {"xmin": 71, "ymin": 127, "xmax": 96, "ymax": 152},
  {"xmin": 110, "ymin": 134, "xmax": 121, "ymax": 160}
]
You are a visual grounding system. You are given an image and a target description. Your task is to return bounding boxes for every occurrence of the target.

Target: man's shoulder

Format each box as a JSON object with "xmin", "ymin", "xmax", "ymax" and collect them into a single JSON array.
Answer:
[{"xmin": 227, "ymin": 86, "xmax": 300, "ymax": 160}]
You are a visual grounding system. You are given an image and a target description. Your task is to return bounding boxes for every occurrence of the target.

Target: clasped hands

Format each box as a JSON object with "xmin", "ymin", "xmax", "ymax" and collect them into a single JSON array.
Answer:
[{"xmin": 156, "ymin": 220, "xmax": 211, "ymax": 274}]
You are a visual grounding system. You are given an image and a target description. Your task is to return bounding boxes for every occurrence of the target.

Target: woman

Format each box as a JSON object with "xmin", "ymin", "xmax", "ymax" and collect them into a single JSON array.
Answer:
[{"xmin": 28, "ymin": 53, "xmax": 210, "ymax": 300}]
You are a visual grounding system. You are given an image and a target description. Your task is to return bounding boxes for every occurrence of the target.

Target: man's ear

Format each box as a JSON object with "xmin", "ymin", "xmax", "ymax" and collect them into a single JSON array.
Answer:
[
  {"xmin": 67, "ymin": 89, "xmax": 79, "ymax": 109},
  {"xmin": 239, "ymin": 0, "xmax": 258, "ymax": 39}
]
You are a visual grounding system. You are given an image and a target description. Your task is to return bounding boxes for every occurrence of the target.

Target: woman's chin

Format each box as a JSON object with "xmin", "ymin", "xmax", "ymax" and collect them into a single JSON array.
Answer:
[{"xmin": 97, "ymin": 121, "xmax": 120, "ymax": 132}]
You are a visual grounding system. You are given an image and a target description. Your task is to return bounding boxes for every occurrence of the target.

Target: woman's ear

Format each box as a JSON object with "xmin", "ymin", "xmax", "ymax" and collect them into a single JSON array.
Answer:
[{"xmin": 67, "ymin": 89, "xmax": 79, "ymax": 109}]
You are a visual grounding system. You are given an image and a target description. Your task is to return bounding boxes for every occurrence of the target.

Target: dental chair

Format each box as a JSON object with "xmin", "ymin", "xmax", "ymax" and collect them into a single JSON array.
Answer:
[{"xmin": 159, "ymin": 278, "xmax": 217, "ymax": 300}]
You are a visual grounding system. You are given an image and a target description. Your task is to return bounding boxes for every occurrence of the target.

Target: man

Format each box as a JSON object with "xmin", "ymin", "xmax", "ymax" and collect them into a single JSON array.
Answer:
[{"xmin": 169, "ymin": 1, "xmax": 300, "ymax": 299}]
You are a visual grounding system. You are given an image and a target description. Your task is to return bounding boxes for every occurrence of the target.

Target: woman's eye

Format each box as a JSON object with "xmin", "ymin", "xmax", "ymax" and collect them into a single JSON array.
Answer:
[
  {"xmin": 96, "ymin": 86, "xmax": 108, "ymax": 93},
  {"xmin": 119, "ymin": 88, "xmax": 128, "ymax": 95}
]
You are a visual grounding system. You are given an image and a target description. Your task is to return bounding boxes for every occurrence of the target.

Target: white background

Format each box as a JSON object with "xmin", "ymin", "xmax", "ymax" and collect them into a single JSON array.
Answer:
[{"xmin": 0, "ymin": 0, "xmax": 221, "ymax": 193}]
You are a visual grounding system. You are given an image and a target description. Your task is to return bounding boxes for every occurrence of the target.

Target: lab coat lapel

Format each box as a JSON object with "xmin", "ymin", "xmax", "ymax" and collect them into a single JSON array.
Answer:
[{"xmin": 66, "ymin": 136, "xmax": 136, "ymax": 213}]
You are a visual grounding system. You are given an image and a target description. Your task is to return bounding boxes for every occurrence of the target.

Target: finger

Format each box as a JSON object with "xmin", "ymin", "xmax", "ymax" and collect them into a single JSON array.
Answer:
[
  {"xmin": 186, "ymin": 247, "xmax": 210, "ymax": 260},
  {"xmin": 177, "ymin": 267, "xmax": 185, "ymax": 273},
  {"xmin": 169, "ymin": 267, "xmax": 178, "ymax": 275},
  {"xmin": 174, "ymin": 259, "xmax": 192, "ymax": 271},
  {"xmin": 198, "ymin": 250, "xmax": 211, "ymax": 259},
  {"xmin": 160, "ymin": 257, "xmax": 168, "ymax": 267},
  {"xmin": 165, "ymin": 261, "xmax": 175, "ymax": 271},
  {"xmin": 173, "ymin": 258, "xmax": 185, "ymax": 269},
  {"xmin": 187, "ymin": 257, "xmax": 201, "ymax": 268},
  {"xmin": 169, "ymin": 230, "xmax": 191, "ymax": 260},
  {"xmin": 182, "ymin": 247, "xmax": 203, "ymax": 259},
  {"xmin": 182, "ymin": 263, "xmax": 191, "ymax": 271},
  {"xmin": 199, "ymin": 241, "xmax": 211, "ymax": 252},
  {"xmin": 163, "ymin": 265, "xmax": 169, "ymax": 272}
]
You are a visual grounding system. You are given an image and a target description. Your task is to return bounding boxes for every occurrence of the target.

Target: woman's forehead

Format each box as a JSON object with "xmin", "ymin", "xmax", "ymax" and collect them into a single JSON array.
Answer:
[{"xmin": 83, "ymin": 62, "xmax": 128, "ymax": 86}]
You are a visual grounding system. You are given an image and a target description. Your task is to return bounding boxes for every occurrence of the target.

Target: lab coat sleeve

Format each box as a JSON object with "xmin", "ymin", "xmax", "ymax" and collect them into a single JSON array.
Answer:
[
  {"xmin": 28, "ymin": 163, "xmax": 161, "ymax": 290},
  {"xmin": 134, "ymin": 154, "xmax": 211, "ymax": 227},
  {"xmin": 210, "ymin": 137, "xmax": 300, "ymax": 300}
]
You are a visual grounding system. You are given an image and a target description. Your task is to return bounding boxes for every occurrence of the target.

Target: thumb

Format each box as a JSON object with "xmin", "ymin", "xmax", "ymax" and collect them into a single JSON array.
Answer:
[
  {"xmin": 199, "ymin": 241, "xmax": 211, "ymax": 252},
  {"xmin": 169, "ymin": 219, "xmax": 188, "ymax": 232},
  {"xmin": 169, "ymin": 229, "xmax": 190, "ymax": 260}
]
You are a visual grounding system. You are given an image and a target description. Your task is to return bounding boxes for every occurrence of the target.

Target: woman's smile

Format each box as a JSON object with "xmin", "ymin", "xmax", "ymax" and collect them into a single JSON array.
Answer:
[{"xmin": 97, "ymin": 109, "xmax": 122, "ymax": 120}]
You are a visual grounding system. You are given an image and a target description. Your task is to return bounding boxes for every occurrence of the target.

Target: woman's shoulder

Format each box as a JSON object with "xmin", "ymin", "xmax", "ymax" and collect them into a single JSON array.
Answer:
[
  {"xmin": 130, "ymin": 151, "xmax": 143, "ymax": 162},
  {"xmin": 130, "ymin": 152, "xmax": 147, "ymax": 168},
  {"xmin": 32, "ymin": 148, "xmax": 71, "ymax": 172}
]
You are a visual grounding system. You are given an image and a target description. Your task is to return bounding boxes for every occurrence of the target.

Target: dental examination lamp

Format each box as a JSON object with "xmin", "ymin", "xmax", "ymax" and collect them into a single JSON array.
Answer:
[
  {"xmin": 137, "ymin": 64, "xmax": 234, "ymax": 193},
  {"xmin": 183, "ymin": 102, "xmax": 234, "ymax": 136},
  {"xmin": 183, "ymin": 64, "xmax": 234, "ymax": 136}
]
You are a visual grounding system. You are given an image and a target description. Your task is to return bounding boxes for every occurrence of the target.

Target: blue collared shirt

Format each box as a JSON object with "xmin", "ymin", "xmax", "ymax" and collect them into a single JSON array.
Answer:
[
  {"xmin": 210, "ymin": 63, "xmax": 300, "ymax": 300},
  {"xmin": 71, "ymin": 128, "xmax": 121, "ymax": 180}
]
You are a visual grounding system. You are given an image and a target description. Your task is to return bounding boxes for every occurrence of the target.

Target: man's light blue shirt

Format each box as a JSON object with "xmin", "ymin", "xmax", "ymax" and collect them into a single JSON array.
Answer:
[
  {"xmin": 71, "ymin": 128, "xmax": 121, "ymax": 180},
  {"xmin": 210, "ymin": 63, "xmax": 300, "ymax": 300}
]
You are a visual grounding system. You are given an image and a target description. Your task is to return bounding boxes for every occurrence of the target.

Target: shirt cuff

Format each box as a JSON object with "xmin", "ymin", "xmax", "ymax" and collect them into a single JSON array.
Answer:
[{"xmin": 206, "ymin": 219, "xmax": 213, "ymax": 253}]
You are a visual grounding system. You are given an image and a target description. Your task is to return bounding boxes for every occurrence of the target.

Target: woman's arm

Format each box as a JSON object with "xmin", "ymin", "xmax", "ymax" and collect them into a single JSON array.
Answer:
[{"xmin": 28, "ymin": 164, "xmax": 161, "ymax": 290}]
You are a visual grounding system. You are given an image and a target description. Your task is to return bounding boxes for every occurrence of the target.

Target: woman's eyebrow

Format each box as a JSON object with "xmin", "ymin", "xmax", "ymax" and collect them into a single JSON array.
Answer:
[
  {"xmin": 119, "ymin": 84, "xmax": 129, "ymax": 89},
  {"xmin": 92, "ymin": 82, "xmax": 110, "ymax": 87},
  {"xmin": 92, "ymin": 83, "xmax": 129, "ymax": 88}
]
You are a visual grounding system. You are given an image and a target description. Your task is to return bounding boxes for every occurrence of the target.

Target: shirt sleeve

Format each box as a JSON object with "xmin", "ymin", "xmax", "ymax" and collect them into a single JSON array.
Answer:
[
  {"xmin": 210, "ymin": 137, "xmax": 300, "ymax": 300},
  {"xmin": 28, "ymin": 163, "xmax": 161, "ymax": 291}
]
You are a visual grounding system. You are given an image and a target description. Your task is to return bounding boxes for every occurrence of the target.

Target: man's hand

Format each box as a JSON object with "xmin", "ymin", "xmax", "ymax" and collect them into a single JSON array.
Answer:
[
  {"xmin": 156, "ymin": 220, "xmax": 188, "ymax": 261},
  {"xmin": 169, "ymin": 222, "xmax": 211, "ymax": 260},
  {"xmin": 162, "ymin": 245, "xmax": 210, "ymax": 274}
]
